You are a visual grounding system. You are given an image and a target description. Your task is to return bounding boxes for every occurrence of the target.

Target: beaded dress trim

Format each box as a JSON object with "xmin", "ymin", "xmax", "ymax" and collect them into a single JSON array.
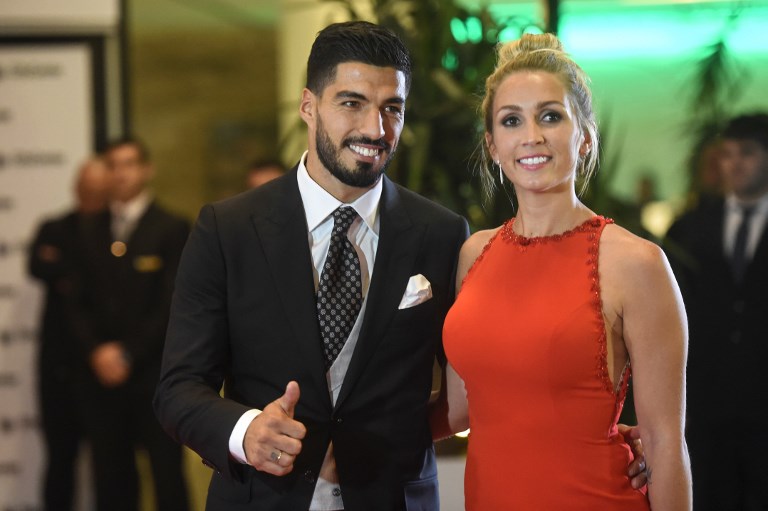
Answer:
[
  {"xmin": 500, "ymin": 215, "xmax": 604, "ymax": 247},
  {"xmin": 461, "ymin": 216, "xmax": 629, "ymax": 403}
]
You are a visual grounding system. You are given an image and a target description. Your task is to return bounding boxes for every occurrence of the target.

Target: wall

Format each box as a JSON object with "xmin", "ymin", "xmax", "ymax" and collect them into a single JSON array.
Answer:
[{"xmin": 128, "ymin": 0, "xmax": 280, "ymax": 221}]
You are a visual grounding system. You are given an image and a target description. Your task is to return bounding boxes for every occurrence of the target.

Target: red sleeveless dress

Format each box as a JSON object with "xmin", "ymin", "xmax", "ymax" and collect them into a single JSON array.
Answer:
[{"xmin": 443, "ymin": 216, "xmax": 649, "ymax": 510}]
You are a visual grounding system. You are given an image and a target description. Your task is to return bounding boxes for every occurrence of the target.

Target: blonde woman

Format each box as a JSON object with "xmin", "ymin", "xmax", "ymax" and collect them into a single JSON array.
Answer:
[{"xmin": 432, "ymin": 34, "xmax": 691, "ymax": 510}]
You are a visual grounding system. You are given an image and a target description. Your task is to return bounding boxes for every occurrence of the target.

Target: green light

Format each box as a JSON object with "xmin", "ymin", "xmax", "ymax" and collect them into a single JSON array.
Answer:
[
  {"xmin": 498, "ymin": 27, "xmax": 520, "ymax": 43},
  {"xmin": 466, "ymin": 16, "xmax": 484, "ymax": 44},
  {"xmin": 484, "ymin": 2, "xmax": 768, "ymax": 58},
  {"xmin": 442, "ymin": 49, "xmax": 459, "ymax": 71},
  {"xmin": 560, "ymin": 4, "xmax": 768, "ymax": 59},
  {"xmin": 522, "ymin": 25, "xmax": 544, "ymax": 35},
  {"xmin": 450, "ymin": 18, "xmax": 468, "ymax": 44}
]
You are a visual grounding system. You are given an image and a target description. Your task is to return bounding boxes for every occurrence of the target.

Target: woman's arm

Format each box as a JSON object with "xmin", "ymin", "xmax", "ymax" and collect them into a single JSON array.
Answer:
[
  {"xmin": 429, "ymin": 229, "xmax": 496, "ymax": 441},
  {"xmin": 430, "ymin": 362, "xmax": 469, "ymax": 441},
  {"xmin": 620, "ymin": 240, "xmax": 692, "ymax": 510}
]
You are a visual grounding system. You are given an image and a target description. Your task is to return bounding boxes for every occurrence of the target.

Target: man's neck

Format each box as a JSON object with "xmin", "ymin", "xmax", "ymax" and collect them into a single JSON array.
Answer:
[{"xmin": 733, "ymin": 188, "xmax": 768, "ymax": 205}]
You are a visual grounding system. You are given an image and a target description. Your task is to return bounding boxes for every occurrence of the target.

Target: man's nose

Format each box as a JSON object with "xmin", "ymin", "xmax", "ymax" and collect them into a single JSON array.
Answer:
[{"xmin": 360, "ymin": 108, "xmax": 385, "ymax": 140}]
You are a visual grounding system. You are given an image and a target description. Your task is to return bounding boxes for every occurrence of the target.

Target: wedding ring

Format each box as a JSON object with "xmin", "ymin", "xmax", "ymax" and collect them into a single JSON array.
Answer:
[{"xmin": 270, "ymin": 450, "xmax": 283, "ymax": 463}]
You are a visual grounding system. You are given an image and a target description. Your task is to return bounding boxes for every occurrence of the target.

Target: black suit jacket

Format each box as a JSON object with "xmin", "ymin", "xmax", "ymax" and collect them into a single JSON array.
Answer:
[
  {"xmin": 154, "ymin": 169, "xmax": 469, "ymax": 511},
  {"xmin": 28, "ymin": 212, "xmax": 87, "ymax": 381},
  {"xmin": 69, "ymin": 201, "xmax": 190, "ymax": 390},
  {"xmin": 664, "ymin": 198, "xmax": 768, "ymax": 424}
]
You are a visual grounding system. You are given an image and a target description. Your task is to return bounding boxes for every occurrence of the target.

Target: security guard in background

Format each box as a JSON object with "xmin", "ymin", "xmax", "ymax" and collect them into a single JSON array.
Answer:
[
  {"xmin": 68, "ymin": 137, "xmax": 190, "ymax": 511},
  {"xmin": 28, "ymin": 157, "xmax": 109, "ymax": 510}
]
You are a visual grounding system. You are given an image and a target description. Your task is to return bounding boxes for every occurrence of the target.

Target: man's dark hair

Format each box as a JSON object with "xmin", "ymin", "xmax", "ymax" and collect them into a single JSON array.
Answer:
[
  {"xmin": 306, "ymin": 21, "xmax": 412, "ymax": 95},
  {"xmin": 721, "ymin": 113, "xmax": 768, "ymax": 150},
  {"xmin": 103, "ymin": 135, "xmax": 151, "ymax": 163}
]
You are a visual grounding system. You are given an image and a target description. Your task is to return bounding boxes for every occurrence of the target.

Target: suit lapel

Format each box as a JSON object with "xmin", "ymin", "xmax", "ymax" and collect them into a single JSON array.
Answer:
[
  {"xmin": 708, "ymin": 201, "xmax": 737, "ymax": 283},
  {"xmin": 712, "ymin": 201, "xmax": 727, "ymax": 258},
  {"xmin": 335, "ymin": 178, "xmax": 425, "ymax": 410},
  {"xmin": 250, "ymin": 171, "xmax": 331, "ymax": 409}
]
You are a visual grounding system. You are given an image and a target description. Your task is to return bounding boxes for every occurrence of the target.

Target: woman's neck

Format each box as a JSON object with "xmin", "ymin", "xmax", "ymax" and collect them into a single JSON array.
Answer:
[{"xmin": 513, "ymin": 192, "xmax": 593, "ymax": 238}]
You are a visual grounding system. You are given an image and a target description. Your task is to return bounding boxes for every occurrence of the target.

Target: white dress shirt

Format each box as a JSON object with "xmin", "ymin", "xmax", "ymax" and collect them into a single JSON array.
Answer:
[
  {"xmin": 110, "ymin": 190, "xmax": 152, "ymax": 241},
  {"xmin": 723, "ymin": 193, "xmax": 768, "ymax": 261},
  {"xmin": 228, "ymin": 152, "xmax": 382, "ymax": 510}
]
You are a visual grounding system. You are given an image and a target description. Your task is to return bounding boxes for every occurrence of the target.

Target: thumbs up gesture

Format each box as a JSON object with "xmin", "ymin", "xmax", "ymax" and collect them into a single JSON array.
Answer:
[{"xmin": 244, "ymin": 381, "xmax": 307, "ymax": 476}]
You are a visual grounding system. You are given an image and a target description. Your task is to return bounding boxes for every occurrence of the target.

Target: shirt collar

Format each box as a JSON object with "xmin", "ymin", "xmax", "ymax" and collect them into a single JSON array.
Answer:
[
  {"xmin": 110, "ymin": 189, "xmax": 152, "ymax": 222},
  {"xmin": 296, "ymin": 150, "xmax": 383, "ymax": 234},
  {"xmin": 726, "ymin": 192, "xmax": 768, "ymax": 215}
]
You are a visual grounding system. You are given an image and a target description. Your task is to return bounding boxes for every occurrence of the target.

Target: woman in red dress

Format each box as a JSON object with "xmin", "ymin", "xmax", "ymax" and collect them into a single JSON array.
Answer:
[{"xmin": 432, "ymin": 33, "xmax": 691, "ymax": 510}]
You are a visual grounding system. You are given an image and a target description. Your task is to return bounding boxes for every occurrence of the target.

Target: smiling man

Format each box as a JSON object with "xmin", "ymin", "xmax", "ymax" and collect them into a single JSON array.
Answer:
[{"xmin": 154, "ymin": 21, "xmax": 469, "ymax": 511}]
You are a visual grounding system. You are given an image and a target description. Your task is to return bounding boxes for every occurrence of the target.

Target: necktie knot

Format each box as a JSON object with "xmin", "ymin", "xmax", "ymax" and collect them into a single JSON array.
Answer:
[{"xmin": 333, "ymin": 206, "xmax": 358, "ymax": 235}]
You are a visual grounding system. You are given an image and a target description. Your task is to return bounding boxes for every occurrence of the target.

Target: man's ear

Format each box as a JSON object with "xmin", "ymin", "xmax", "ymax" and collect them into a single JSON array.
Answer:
[{"xmin": 299, "ymin": 88, "xmax": 316, "ymax": 125}]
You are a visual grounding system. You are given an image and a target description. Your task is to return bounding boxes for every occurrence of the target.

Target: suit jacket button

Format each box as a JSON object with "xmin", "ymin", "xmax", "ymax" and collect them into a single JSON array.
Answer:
[
  {"xmin": 733, "ymin": 300, "xmax": 745, "ymax": 313},
  {"xmin": 730, "ymin": 331, "xmax": 741, "ymax": 344},
  {"xmin": 303, "ymin": 470, "xmax": 315, "ymax": 483},
  {"xmin": 335, "ymin": 417, "xmax": 343, "ymax": 424}
]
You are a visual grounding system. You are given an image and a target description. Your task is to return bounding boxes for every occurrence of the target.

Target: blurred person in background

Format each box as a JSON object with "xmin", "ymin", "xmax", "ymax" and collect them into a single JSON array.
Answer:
[
  {"xmin": 245, "ymin": 158, "xmax": 286, "ymax": 189},
  {"xmin": 665, "ymin": 113, "xmax": 768, "ymax": 511},
  {"xmin": 67, "ymin": 137, "xmax": 190, "ymax": 511},
  {"xmin": 28, "ymin": 157, "xmax": 109, "ymax": 510}
]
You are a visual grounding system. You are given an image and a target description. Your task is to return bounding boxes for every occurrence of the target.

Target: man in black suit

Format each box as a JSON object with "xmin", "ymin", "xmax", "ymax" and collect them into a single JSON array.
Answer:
[
  {"xmin": 154, "ymin": 22, "xmax": 469, "ymax": 511},
  {"xmin": 69, "ymin": 137, "xmax": 190, "ymax": 511},
  {"xmin": 665, "ymin": 113, "xmax": 768, "ymax": 511},
  {"xmin": 28, "ymin": 157, "xmax": 109, "ymax": 510}
]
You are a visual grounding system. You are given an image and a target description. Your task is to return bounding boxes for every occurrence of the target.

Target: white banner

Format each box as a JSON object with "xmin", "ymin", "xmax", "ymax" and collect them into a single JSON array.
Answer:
[
  {"xmin": 0, "ymin": 0, "xmax": 118, "ymax": 29},
  {"xmin": 0, "ymin": 43, "xmax": 94, "ymax": 510}
]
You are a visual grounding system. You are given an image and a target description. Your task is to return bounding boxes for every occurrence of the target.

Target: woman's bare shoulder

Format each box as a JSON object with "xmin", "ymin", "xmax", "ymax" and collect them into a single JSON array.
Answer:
[
  {"xmin": 461, "ymin": 227, "xmax": 501, "ymax": 260},
  {"xmin": 601, "ymin": 223, "xmax": 669, "ymax": 282},
  {"xmin": 455, "ymin": 226, "xmax": 503, "ymax": 288}
]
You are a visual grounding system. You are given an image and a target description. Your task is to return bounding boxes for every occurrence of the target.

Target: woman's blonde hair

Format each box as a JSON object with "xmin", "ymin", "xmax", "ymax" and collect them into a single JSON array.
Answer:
[{"xmin": 477, "ymin": 33, "xmax": 599, "ymax": 199}]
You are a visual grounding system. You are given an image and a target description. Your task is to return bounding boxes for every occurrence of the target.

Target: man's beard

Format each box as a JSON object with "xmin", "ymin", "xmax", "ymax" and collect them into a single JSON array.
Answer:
[{"xmin": 316, "ymin": 116, "xmax": 395, "ymax": 188}]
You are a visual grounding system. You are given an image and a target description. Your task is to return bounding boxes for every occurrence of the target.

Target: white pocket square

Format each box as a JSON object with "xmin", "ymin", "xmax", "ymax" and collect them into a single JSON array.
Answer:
[{"xmin": 398, "ymin": 274, "xmax": 433, "ymax": 309}]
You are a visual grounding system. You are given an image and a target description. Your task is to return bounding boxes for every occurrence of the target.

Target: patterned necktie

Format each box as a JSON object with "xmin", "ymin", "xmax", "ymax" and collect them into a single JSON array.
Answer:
[
  {"xmin": 731, "ymin": 205, "xmax": 755, "ymax": 282},
  {"xmin": 317, "ymin": 206, "xmax": 363, "ymax": 369}
]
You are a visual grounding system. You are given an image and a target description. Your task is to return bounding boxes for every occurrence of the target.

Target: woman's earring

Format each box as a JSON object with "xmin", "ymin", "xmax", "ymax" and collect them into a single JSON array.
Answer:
[{"xmin": 496, "ymin": 161, "xmax": 504, "ymax": 186}]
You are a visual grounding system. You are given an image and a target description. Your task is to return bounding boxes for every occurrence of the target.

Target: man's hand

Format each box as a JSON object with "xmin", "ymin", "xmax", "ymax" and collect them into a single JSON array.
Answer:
[
  {"xmin": 90, "ymin": 341, "xmax": 130, "ymax": 387},
  {"xmin": 244, "ymin": 381, "xmax": 307, "ymax": 476},
  {"xmin": 618, "ymin": 423, "xmax": 648, "ymax": 489}
]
